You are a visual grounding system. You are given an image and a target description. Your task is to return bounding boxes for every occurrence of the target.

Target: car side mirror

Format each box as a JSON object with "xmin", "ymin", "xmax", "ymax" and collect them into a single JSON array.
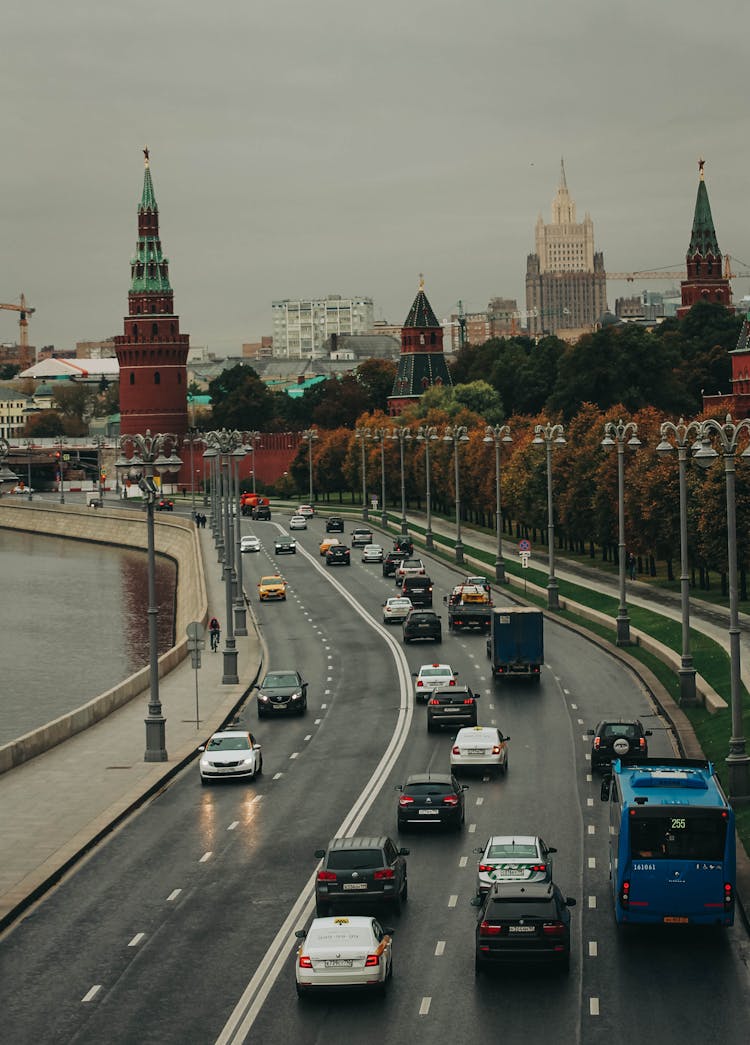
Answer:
[
  {"xmin": 502, "ymin": 735, "xmax": 511, "ymax": 742},
  {"xmin": 314, "ymin": 849, "xmax": 326, "ymax": 859},
  {"xmin": 469, "ymin": 896, "xmax": 483, "ymax": 908},
  {"xmin": 198, "ymin": 745, "xmax": 205, "ymax": 753},
  {"xmin": 600, "ymin": 777, "xmax": 611, "ymax": 802},
  {"xmin": 295, "ymin": 929, "xmax": 307, "ymax": 939},
  {"xmin": 548, "ymin": 846, "xmax": 558, "ymax": 854},
  {"xmin": 474, "ymin": 693, "xmax": 481, "ymax": 699},
  {"xmin": 461, "ymin": 785, "xmax": 470, "ymax": 791},
  {"xmin": 254, "ymin": 743, "xmax": 261, "ymax": 751},
  {"xmin": 411, "ymin": 672, "xmax": 417, "ymax": 677},
  {"xmin": 586, "ymin": 729, "xmax": 595, "ymax": 736},
  {"xmin": 398, "ymin": 847, "xmax": 410, "ymax": 856},
  {"xmin": 382, "ymin": 927, "xmax": 395, "ymax": 936},
  {"xmin": 645, "ymin": 730, "xmax": 653, "ymax": 736},
  {"xmin": 394, "ymin": 784, "xmax": 403, "ymax": 791},
  {"xmin": 472, "ymin": 847, "xmax": 484, "ymax": 854},
  {"xmin": 565, "ymin": 897, "xmax": 577, "ymax": 908}
]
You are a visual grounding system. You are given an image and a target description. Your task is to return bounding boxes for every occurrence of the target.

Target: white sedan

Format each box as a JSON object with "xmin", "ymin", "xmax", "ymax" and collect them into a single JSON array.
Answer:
[
  {"xmin": 295, "ymin": 916, "xmax": 393, "ymax": 997},
  {"xmin": 198, "ymin": 729, "xmax": 263, "ymax": 784},
  {"xmin": 474, "ymin": 835, "xmax": 556, "ymax": 897},
  {"xmin": 289, "ymin": 515, "xmax": 308, "ymax": 530},
  {"xmin": 297, "ymin": 504, "xmax": 315, "ymax": 518},
  {"xmin": 382, "ymin": 596, "xmax": 413, "ymax": 624},
  {"xmin": 240, "ymin": 535, "xmax": 261, "ymax": 553},
  {"xmin": 450, "ymin": 725, "xmax": 510, "ymax": 776},
  {"xmin": 413, "ymin": 663, "xmax": 458, "ymax": 703},
  {"xmin": 361, "ymin": 543, "xmax": 384, "ymax": 563}
]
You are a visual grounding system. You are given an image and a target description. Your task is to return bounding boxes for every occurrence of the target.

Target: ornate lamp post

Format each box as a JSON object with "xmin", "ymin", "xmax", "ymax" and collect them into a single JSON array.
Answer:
[
  {"xmin": 301, "ymin": 429, "xmax": 318, "ymax": 504},
  {"xmin": 693, "ymin": 414, "xmax": 750, "ymax": 798},
  {"xmin": 23, "ymin": 439, "xmax": 34, "ymax": 500},
  {"xmin": 602, "ymin": 419, "xmax": 641, "ymax": 645},
  {"xmin": 532, "ymin": 422, "xmax": 566, "ymax": 610},
  {"xmin": 205, "ymin": 429, "xmax": 245, "ymax": 685},
  {"xmin": 656, "ymin": 418, "xmax": 702, "ymax": 706},
  {"xmin": 354, "ymin": 427, "xmax": 371, "ymax": 521},
  {"xmin": 231, "ymin": 444, "xmax": 248, "ymax": 636},
  {"xmin": 116, "ymin": 430, "xmax": 182, "ymax": 762},
  {"xmin": 389, "ymin": 426, "xmax": 412, "ymax": 535},
  {"xmin": 416, "ymin": 425, "xmax": 438, "ymax": 550},
  {"xmin": 443, "ymin": 425, "xmax": 470, "ymax": 564},
  {"xmin": 368, "ymin": 428, "xmax": 389, "ymax": 529},
  {"xmin": 184, "ymin": 428, "xmax": 204, "ymax": 516},
  {"xmin": 244, "ymin": 430, "xmax": 261, "ymax": 495},
  {"xmin": 204, "ymin": 447, "xmax": 223, "ymax": 562},
  {"xmin": 483, "ymin": 424, "xmax": 513, "ymax": 583}
]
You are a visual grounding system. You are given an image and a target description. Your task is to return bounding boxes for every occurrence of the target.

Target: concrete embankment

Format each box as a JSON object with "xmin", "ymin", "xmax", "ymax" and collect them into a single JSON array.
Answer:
[{"xmin": 0, "ymin": 501, "xmax": 206, "ymax": 773}]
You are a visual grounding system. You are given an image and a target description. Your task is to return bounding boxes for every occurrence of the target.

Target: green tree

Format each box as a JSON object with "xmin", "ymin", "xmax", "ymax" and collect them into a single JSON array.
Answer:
[
  {"xmin": 24, "ymin": 410, "xmax": 65, "ymax": 437},
  {"xmin": 355, "ymin": 359, "xmax": 397, "ymax": 413},
  {"xmin": 208, "ymin": 364, "xmax": 275, "ymax": 429},
  {"xmin": 52, "ymin": 383, "xmax": 93, "ymax": 421}
]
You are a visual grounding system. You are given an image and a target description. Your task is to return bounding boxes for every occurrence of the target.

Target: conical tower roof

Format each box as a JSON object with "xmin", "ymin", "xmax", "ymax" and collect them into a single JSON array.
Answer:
[
  {"xmin": 140, "ymin": 150, "xmax": 157, "ymax": 211},
  {"xmin": 130, "ymin": 147, "xmax": 172, "ymax": 294},
  {"xmin": 403, "ymin": 277, "xmax": 440, "ymax": 328},
  {"xmin": 687, "ymin": 161, "xmax": 721, "ymax": 258}
]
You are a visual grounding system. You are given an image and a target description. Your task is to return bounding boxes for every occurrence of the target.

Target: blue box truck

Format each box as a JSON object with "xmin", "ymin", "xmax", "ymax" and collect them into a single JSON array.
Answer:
[{"xmin": 486, "ymin": 607, "xmax": 544, "ymax": 682}]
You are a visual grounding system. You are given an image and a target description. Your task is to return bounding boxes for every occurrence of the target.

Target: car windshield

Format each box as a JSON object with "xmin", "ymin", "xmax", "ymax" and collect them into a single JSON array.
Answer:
[
  {"xmin": 602, "ymin": 724, "xmax": 640, "ymax": 739},
  {"xmin": 207, "ymin": 736, "xmax": 250, "ymax": 751},
  {"xmin": 487, "ymin": 899, "xmax": 554, "ymax": 920},
  {"xmin": 406, "ymin": 783, "xmax": 452, "ymax": 796},
  {"xmin": 260, "ymin": 577, "xmax": 282, "ymax": 585},
  {"xmin": 421, "ymin": 668, "xmax": 449, "ymax": 678},
  {"xmin": 308, "ymin": 927, "xmax": 370, "ymax": 947},
  {"xmin": 326, "ymin": 850, "xmax": 384, "ymax": 871},
  {"xmin": 390, "ymin": 600, "xmax": 411, "ymax": 607},
  {"xmin": 262, "ymin": 673, "xmax": 298, "ymax": 688},
  {"xmin": 488, "ymin": 843, "xmax": 539, "ymax": 859}
]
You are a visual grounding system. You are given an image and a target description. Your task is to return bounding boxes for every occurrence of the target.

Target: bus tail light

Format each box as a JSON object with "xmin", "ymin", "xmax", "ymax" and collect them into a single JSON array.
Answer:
[
  {"xmin": 620, "ymin": 880, "xmax": 630, "ymax": 909},
  {"xmin": 724, "ymin": 883, "xmax": 734, "ymax": 907}
]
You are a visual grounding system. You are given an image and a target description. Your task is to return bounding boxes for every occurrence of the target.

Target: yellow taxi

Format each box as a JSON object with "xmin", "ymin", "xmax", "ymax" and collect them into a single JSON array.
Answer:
[
  {"xmin": 257, "ymin": 574, "xmax": 288, "ymax": 601},
  {"xmin": 319, "ymin": 536, "xmax": 340, "ymax": 556}
]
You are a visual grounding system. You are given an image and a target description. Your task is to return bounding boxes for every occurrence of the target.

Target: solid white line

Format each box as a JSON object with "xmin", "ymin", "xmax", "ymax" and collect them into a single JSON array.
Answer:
[
  {"xmin": 588, "ymin": 856, "xmax": 596, "ymax": 869},
  {"xmin": 588, "ymin": 825, "xmax": 596, "ymax": 835},
  {"xmin": 459, "ymin": 856, "xmax": 468, "ymax": 867},
  {"xmin": 200, "ymin": 852, "xmax": 212, "ymax": 863},
  {"xmin": 128, "ymin": 933, "xmax": 145, "ymax": 947},
  {"xmin": 468, "ymin": 823, "xmax": 477, "ymax": 833},
  {"xmin": 273, "ymin": 772, "xmax": 282, "ymax": 780},
  {"xmin": 304, "ymin": 735, "xmax": 312, "ymax": 742},
  {"xmin": 82, "ymin": 985, "xmax": 101, "ymax": 1003},
  {"xmin": 448, "ymin": 895, "xmax": 458, "ymax": 908},
  {"xmin": 228, "ymin": 821, "xmax": 239, "ymax": 831},
  {"xmin": 166, "ymin": 889, "xmax": 181, "ymax": 902},
  {"xmin": 419, "ymin": 997, "xmax": 431, "ymax": 1016},
  {"xmin": 435, "ymin": 941, "xmax": 446, "ymax": 956},
  {"xmin": 289, "ymin": 752, "xmax": 299, "ymax": 760},
  {"xmin": 590, "ymin": 998, "xmax": 600, "ymax": 1016},
  {"xmin": 476, "ymin": 797, "xmax": 484, "ymax": 806},
  {"xmin": 588, "ymin": 895, "xmax": 597, "ymax": 909},
  {"xmin": 589, "ymin": 941, "xmax": 598, "ymax": 957}
]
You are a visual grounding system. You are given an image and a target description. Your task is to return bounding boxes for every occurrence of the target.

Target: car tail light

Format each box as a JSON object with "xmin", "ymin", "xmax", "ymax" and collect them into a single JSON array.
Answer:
[
  {"xmin": 443, "ymin": 795, "xmax": 459, "ymax": 806},
  {"xmin": 417, "ymin": 680, "xmax": 424, "ymax": 687},
  {"xmin": 479, "ymin": 921, "xmax": 503, "ymax": 936},
  {"xmin": 491, "ymin": 745, "xmax": 501, "ymax": 755},
  {"xmin": 478, "ymin": 863, "xmax": 495, "ymax": 873},
  {"xmin": 374, "ymin": 868, "xmax": 395, "ymax": 880},
  {"xmin": 593, "ymin": 737, "xmax": 601, "ymax": 750},
  {"xmin": 299, "ymin": 955, "xmax": 312, "ymax": 968},
  {"xmin": 531, "ymin": 864, "xmax": 547, "ymax": 873},
  {"xmin": 449, "ymin": 679, "xmax": 456, "ymax": 686},
  {"xmin": 429, "ymin": 698, "xmax": 440, "ymax": 706},
  {"xmin": 463, "ymin": 698, "xmax": 475, "ymax": 705},
  {"xmin": 398, "ymin": 795, "xmax": 414, "ymax": 806},
  {"xmin": 639, "ymin": 737, "xmax": 646, "ymax": 749},
  {"xmin": 620, "ymin": 880, "xmax": 630, "ymax": 909},
  {"xmin": 451, "ymin": 745, "xmax": 460, "ymax": 755},
  {"xmin": 542, "ymin": 922, "xmax": 565, "ymax": 937},
  {"xmin": 364, "ymin": 954, "xmax": 380, "ymax": 967},
  {"xmin": 317, "ymin": 870, "xmax": 337, "ymax": 882},
  {"xmin": 724, "ymin": 883, "xmax": 734, "ymax": 907}
]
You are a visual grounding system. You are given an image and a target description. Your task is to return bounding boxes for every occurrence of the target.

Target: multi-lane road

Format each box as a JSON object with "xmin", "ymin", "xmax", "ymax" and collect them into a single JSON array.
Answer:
[{"xmin": 1, "ymin": 512, "xmax": 749, "ymax": 1044}]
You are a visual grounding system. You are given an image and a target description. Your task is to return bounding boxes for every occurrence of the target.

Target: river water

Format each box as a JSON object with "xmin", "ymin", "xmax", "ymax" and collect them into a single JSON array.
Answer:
[{"xmin": 0, "ymin": 529, "xmax": 177, "ymax": 745}]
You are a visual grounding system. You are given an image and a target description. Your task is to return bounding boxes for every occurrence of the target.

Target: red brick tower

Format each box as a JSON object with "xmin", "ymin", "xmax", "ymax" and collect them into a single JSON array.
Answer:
[
  {"xmin": 388, "ymin": 277, "xmax": 452, "ymax": 416},
  {"xmin": 115, "ymin": 149, "xmax": 189, "ymax": 436},
  {"xmin": 677, "ymin": 159, "xmax": 732, "ymax": 318}
]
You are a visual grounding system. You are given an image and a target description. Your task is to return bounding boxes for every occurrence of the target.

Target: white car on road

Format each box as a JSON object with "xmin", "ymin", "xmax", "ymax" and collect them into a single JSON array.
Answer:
[
  {"xmin": 240, "ymin": 535, "xmax": 261, "ymax": 553},
  {"xmin": 474, "ymin": 835, "xmax": 556, "ymax": 897},
  {"xmin": 297, "ymin": 504, "xmax": 315, "ymax": 518},
  {"xmin": 295, "ymin": 916, "xmax": 393, "ymax": 997},
  {"xmin": 450, "ymin": 725, "xmax": 510, "ymax": 777},
  {"xmin": 198, "ymin": 730, "xmax": 263, "ymax": 784},
  {"xmin": 289, "ymin": 515, "xmax": 307, "ymax": 530},
  {"xmin": 361, "ymin": 543, "xmax": 384, "ymax": 563},
  {"xmin": 382, "ymin": 596, "xmax": 413, "ymax": 624},
  {"xmin": 413, "ymin": 663, "xmax": 458, "ymax": 703}
]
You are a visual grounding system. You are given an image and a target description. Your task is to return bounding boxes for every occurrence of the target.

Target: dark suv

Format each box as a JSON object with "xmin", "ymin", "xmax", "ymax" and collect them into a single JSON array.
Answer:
[
  {"xmin": 473, "ymin": 880, "xmax": 576, "ymax": 974},
  {"xmin": 586, "ymin": 719, "xmax": 652, "ymax": 772},
  {"xmin": 426, "ymin": 685, "xmax": 480, "ymax": 732},
  {"xmin": 314, "ymin": 836, "xmax": 409, "ymax": 916},
  {"xmin": 326, "ymin": 544, "xmax": 351, "ymax": 566},
  {"xmin": 252, "ymin": 504, "xmax": 271, "ymax": 520},
  {"xmin": 403, "ymin": 610, "xmax": 442, "ymax": 645},
  {"xmin": 326, "ymin": 516, "xmax": 345, "ymax": 533},
  {"xmin": 402, "ymin": 575, "xmax": 433, "ymax": 607},
  {"xmin": 383, "ymin": 550, "xmax": 407, "ymax": 577}
]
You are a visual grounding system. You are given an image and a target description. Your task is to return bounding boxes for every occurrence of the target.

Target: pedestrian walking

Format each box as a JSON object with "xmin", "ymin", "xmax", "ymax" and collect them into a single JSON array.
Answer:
[
  {"xmin": 209, "ymin": 616, "xmax": 221, "ymax": 651},
  {"xmin": 628, "ymin": 552, "xmax": 637, "ymax": 581}
]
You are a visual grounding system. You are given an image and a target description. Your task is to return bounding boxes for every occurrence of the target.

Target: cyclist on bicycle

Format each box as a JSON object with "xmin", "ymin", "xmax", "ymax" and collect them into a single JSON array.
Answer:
[{"xmin": 209, "ymin": 617, "xmax": 221, "ymax": 652}]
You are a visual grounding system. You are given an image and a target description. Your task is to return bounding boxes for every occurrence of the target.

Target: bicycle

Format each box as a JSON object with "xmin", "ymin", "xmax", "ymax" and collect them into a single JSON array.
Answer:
[{"xmin": 209, "ymin": 628, "xmax": 221, "ymax": 652}]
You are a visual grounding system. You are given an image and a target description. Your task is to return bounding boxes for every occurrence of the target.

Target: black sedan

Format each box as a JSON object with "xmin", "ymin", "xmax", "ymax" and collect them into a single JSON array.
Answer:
[
  {"xmin": 396, "ymin": 773, "xmax": 468, "ymax": 831},
  {"xmin": 473, "ymin": 880, "xmax": 576, "ymax": 974},
  {"xmin": 402, "ymin": 610, "xmax": 442, "ymax": 644},
  {"xmin": 274, "ymin": 537, "xmax": 297, "ymax": 555},
  {"xmin": 256, "ymin": 669, "xmax": 308, "ymax": 718},
  {"xmin": 426, "ymin": 686, "xmax": 480, "ymax": 732},
  {"xmin": 326, "ymin": 544, "xmax": 351, "ymax": 566}
]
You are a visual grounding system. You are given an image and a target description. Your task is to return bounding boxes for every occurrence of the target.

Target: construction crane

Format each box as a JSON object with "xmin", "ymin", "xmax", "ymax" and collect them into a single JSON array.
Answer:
[
  {"xmin": 607, "ymin": 257, "xmax": 750, "ymax": 282},
  {"xmin": 0, "ymin": 293, "xmax": 36, "ymax": 369}
]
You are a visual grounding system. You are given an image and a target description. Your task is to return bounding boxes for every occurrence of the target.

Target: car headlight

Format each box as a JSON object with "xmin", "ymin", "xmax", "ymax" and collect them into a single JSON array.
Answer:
[
  {"xmin": 243, "ymin": 757, "xmax": 255, "ymax": 766},
  {"xmin": 291, "ymin": 691, "xmax": 302, "ymax": 700},
  {"xmin": 258, "ymin": 694, "xmax": 269, "ymax": 702},
  {"xmin": 200, "ymin": 758, "xmax": 209, "ymax": 768}
]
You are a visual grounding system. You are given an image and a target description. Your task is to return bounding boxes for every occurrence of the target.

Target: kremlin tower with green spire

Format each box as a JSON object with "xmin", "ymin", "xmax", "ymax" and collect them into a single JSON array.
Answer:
[
  {"xmin": 677, "ymin": 159, "xmax": 732, "ymax": 318},
  {"xmin": 388, "ymin": 277, "xmax": 452, "ymax": 416},
  {"xmin": 115, "ymin": 149, "xmax": 189, "ymax": 436}
]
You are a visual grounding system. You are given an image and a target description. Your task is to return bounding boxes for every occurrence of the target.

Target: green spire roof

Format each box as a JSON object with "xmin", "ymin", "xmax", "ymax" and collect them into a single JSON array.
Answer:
[
  {"xmin": 130, "ymin": 147, "xmax": 172, "ymax": 294},
  {"xmin": 404, "ymin": 277, "xmax": 440, "ymax": 328},
  {"xmin": 687, "ymin": 166, "xmax": 721, "ymax": 258}
]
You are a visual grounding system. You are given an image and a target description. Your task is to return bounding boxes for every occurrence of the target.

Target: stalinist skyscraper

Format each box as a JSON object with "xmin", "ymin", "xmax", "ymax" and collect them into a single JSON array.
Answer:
[{"xmin": 525, "ymin": 160, "xmax": 607, "ymax": 337}]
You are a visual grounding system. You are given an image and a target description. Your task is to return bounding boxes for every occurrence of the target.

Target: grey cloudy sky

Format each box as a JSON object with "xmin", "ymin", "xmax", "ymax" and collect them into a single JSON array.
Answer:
[{"xmin": 4, "ymin": 0, "xmax": 750, "ymax": 356}]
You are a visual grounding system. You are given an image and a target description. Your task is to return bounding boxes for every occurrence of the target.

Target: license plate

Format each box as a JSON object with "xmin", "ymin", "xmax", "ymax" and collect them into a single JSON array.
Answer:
[
  {"xmin": 663, "ymin": 916, "xmax": 689, "ymax": 924},
  {"xmin": 467, "ymin": 749, "xmax": 485, "ymax": 755},
  {"xmin": 324, "ymin": 959, "xmax": 353, "ymax": 968},
  {"xmin": 419, "ymin": 810, "xmax": 439, "ymax": 816},
  {"xmin": 509, "ymin": 925, "xmax": 535, "ymax": 933},
  {"xmin": 343, "ymin": 883, "xmax": 368, "ymax": 890},
  {"xmin": 497, "ymin": 868, "xmax": 526, "ymax": 878},
  {"xmin": 272, "ymin": 704, "xmax": 286, "ymax": 710}
]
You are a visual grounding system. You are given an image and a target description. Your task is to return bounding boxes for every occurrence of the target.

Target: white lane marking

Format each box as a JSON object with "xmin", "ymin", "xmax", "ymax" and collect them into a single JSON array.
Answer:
[
  {"xmin": 585, "ymin": 754, "xmax": 591, "ymax": 761},
  {"xmin": 490, "ymin": 719, "xmax": 496, "ymax": 725},
  {"xmin": 273, "ymin": 772, "xmax": 283, "ymax": 780},
  {"xmin": 586, "ymin": 773, "xmax": 592, "ymax": 782},
  {"xmin": 564, "ymin": 688, "xmax": 571, "ymax": 695},
  {"xmin": 435, "ymin": 941, "xmax": 446, "ymax": 956},
  {"xmin": 128, "ymin": 933, "xmax": 145, "ymax": 947},
  {"xmin": 570, "ymin": 702, "xmax": 578, "ymax": 709},
  {"xmin": 459, "ymin": 856, "xmax": 468, "ymax": 868},
  {"xmin": 419, "ymin": 997, "xmax": 432, "ymax": 1016},
  {"xmin": 82, "ymin": 985, "xmax": 102, "ymax": 1003},
  {"xmin": 304, "ymin": 735, "xmax": 312, "ymax": 742},
  {"xmin": 588, "ymin": 857, "xmax": 596, "ymax": 869},
  {"xmin": 321, "ymin": 703, "xmax": 328, "ymax": 708},
  {"xmin": 200, "ymin": 852, "xmax": 213, "ymax": 863},
  {"xmin": 588, "ymin": 825, "xmax": 596, "ymax": 835},
  {"xmin": 166, "ymin": 889, "xmax": 181, "ymax": 902},
  {"xmin": 581, "ymin": 735, "xmax": 590, "ymax": 742},
  {"xmin": 468, "ymin": 823, "xmax": 477, "ymax": 833},
  {"xmin": 587, "ymin": 798, "xmax": 594, "ymax": 807},
  {"xmin": 448, "ymin": 895, "xmax": 458, "ymax": 908},
  {"xmin": 578, "ymin": 718, "xmax": 584, "ymax": 725},
  {"xmin": 327, "ymin": 654, "xmax": 332, "ymax": 659},
  {"xmin": 228, "ymin": 821, "xmax": 239, "ymax": 831},
  {"xmin": 476, "ymin": 797, "xmax": 484, "ymax": 806},
  {"xmin": 289, "ymin": 752, "xmax": 299, "ymax": 760},
  {"xmin": 326, "ymin": 676, "xmax": 333, "ymax": 681},
  {"xmin": 488, "ymin": 703, "xmax": 495, "ymax": 710},
  {"xmin": 590, "ymin": 998, "xmax": 600, "ymax": 1016},
  {"xmin": 314, "ymin": 718, "xmax": 322, "ymax": 725},
  {"xmin": 588, "ymin": 895, "xmax": 597, "ymax": 909},
  {"xmin": 589, "ymin": 941, "xmax": 598, "ymax": 957}
]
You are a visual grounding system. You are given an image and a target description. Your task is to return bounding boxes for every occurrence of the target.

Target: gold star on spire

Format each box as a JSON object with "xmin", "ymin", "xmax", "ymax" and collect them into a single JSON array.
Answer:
[
  {"xmin": 418, "ymin": 272, "xmax": 424, "ymax": 291},
  {"xmin": 698, "ymin": 156, "xmax": 705, "ymax": 180},
  {"xmin": 143, "ymin": 146, "xmax": 150, "ymax": 169}
]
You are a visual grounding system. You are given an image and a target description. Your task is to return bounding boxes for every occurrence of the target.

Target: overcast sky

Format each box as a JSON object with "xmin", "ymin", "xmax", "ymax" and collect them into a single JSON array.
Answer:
[{"xmin": 4, "ymin": 0, "xmax": 750, "ymax": 356}]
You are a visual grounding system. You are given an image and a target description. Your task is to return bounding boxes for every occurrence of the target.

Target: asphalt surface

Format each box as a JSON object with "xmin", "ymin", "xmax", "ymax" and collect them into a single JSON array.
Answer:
[{"xmin": 1, "ymin": 510, "xmax": 749, "ymax": 1045}]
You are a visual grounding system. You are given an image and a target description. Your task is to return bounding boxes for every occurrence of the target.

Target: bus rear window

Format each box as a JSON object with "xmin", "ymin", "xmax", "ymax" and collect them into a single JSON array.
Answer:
[{"xmin": 630, "ymin": 813, "xmax": 727, "ymax": 861}]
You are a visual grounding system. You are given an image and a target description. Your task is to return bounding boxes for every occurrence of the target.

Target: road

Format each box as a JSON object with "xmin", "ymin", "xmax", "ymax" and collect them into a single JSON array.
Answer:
[{"xmin": 1, "ymin": 511, "xmax": 748, "ymax": 1045}]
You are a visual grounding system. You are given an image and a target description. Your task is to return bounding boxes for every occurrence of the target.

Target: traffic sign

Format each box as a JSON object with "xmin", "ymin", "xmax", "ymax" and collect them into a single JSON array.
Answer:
[
  {"xmin": 520, "ymin": 551, "xmax": 531, "ymax": 569},
  {"xmin": 187, "ymin": 621, "xmax": 205, "ymax": 641},
  {"xmin": 518, "ymin": 539, "xmax": 531, "ymax": 552}
]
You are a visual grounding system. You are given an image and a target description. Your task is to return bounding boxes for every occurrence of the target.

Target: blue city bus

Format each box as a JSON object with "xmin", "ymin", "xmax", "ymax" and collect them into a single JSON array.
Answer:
[{"xmin": 601, "ymin": 758, "xmax": 735, "ymax": 927}]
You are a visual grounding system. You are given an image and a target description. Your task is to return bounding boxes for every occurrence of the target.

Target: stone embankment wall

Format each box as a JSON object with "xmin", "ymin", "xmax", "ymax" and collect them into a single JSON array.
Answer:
[{"xmin": 0, "ymin": 501, "xmax": 206, "ymax": 773}]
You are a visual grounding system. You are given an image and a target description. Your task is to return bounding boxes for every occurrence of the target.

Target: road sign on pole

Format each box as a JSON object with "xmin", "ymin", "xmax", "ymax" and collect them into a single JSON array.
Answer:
[
  {"xmin": 187, "ymin": 622, "xmax": 205, "ymax": 727},
  {"xmin": 518, "ymin": 539, "xmax": 531, "ymax": 553}
]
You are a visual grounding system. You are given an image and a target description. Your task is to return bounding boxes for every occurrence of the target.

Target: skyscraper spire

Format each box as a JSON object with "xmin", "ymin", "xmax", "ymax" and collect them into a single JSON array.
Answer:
[{"xmin": 559, "ymin": 157, "xmax": 567, "ymax": 190}]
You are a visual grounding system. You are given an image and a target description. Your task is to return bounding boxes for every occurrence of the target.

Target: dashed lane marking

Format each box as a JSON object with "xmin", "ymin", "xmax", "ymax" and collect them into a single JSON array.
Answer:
[
  {"xmin": 82, "ymin": 986, "xmax": 102, "ymax": 1003},
  {"xmin": 304, "ymin": 735, "xmax": 312, "ymax": 741},
  {"xmin": 587, "ymin": 798, "xmax": 594, "ymax": 807},
  {"xmin": 166, "ymin": 889, "xmax": 181, "ymax": 902},
  {"xmin": 588, "ymin": 857, "xmax": 596, "ymax": 869},
  {"xmin": 468, "ymin": 824, "xmax": 477, "ymax": 833},
  {"xmin": 590, "ymin": 998, "xmax": 600, "ymax": 1016},
  {"xmin": 588, "ymin": 895, "xmax": 597, "ymax": 909},
  {"xmin": 578, "ymin": 718, "xmax": 584, "ymax": 725},
  {"xmin": 589, "ymin": 941, "xmax": 598, "ymax": 957},
  {"xmin": 200, "ymin": 852, "xmax": 213, "ymax": 863},
  {"xmin": 588, "ymin": 825, "xmax": 596, "ymax": 835},
  {"xmin": 459, "ymin": 856, "xmax": 468, "ymax": 868},
  {"xmin": 448, "ymin": 895, "xmax": 458, "ymax": 908},
  {"xmin": 488, "ymin": 703, "xmax": 495, "ymax": 710},
  {"xmin": 570, "ymin": 702, "xmax": 578, "ymax": 709},
  {"xmin": 228, "ymin": 821, "xmax": 239, "ymax": 831},
  {"xmin": 321, "ymin": 703, "xmax": 328, "ymax": 708},
  {"xmin": 564, "ymin": 688, "xmax": 571, "ymax": 695},
  {"xmin": 435, "ymin": 941, "xmax": 446, "ymax": 956},
  {"xmin": 419, "ymin": 997, "xmax": 431, "ymax": 1016},
  {"xmin": 314, "ymin": 718, "xmax": 322, "ymax": 725},
  {"xmin": 476, "ymin": 797, "xmax": 484, "ymax": 806},
  {"xmin": 273, "ymin": 772, "xmax": 283, "ymax": 780},
  {"xmin": 585, "ymin": 754, "xmax": 591, "ymax": 761},
  {"xmin": 586, "ymin": 773, "xmax": 592, "ymax": 782},
  {"xmin": 290, "ymin": 752, "xmax": 299, "ymax": 760},
  {"xmin": 128, "ymin": 933, "xmax": 145, "ymax": 947}
]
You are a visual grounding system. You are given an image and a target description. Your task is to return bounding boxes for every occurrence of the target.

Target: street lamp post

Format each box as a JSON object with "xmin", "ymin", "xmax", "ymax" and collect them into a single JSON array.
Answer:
[
  {"xmin": 24, "ymin": 439, "xmax": 34, "ymax": 500},
  {"xmin": 184, "ymin": 428, "xmax": 203, "ymax": 517},
  {"xmin": 58, "ymin": 437, "xmax": 65, "ymax": 504},
  {"xmin": 693, "ymin": 414, "xmax": 750, "ymax": 799},
  {"xmin": 244, "ymin": 430, "xmax": 261, "ymax": 497},
  {"xmin": 656, "ymin": 418, "xmax": 702, "ymax": 706},
  {"xmin": 443, "ymin": 425, "xmax": 470, "ymax": 564},
  {"xmin": 532, "ymin": 422, "xmax": 566, "ymax": 610},
  {"xmin": 116, "ymin": 430, "xmax": 182, "ymax": 762},
  {"xmin": 368, "ymin": 428, "xmax": 389, "ymax": 529},
  {"xmin": 354, "ymin": 427, "xmax": 371, "ymax": 521},
  {"xmin": 416, "ymin": 425, "xmax": 438, "ymax": 550},
  {"xmin": 302, "ymin": 429, "xmax": 318, "ymax": 505},
  {"xmin": 389, "ymin": 426, "xmax": 412, "ymax": 535},
  {"xmin": 483, "ymin": 425, "xmax": 513, "ymax": 583},
  {"xmin": 602, "ymin": 419, "xmax": 641, "ymax": 645},
  {"xmin": 232, "ymin": 444, "xmax": 248, "ymax": 636}
]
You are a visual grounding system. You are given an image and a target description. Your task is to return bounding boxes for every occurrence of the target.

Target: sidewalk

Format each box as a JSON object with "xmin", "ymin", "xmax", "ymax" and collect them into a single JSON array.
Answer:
[{"xmin": 0, "ymin": 526, "xmax": 262, "ymax": 930}]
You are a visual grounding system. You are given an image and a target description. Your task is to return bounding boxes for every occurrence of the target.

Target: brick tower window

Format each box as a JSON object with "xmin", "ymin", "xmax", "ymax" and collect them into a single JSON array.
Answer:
[
  {"xmin": 152, "ymin": 323, "xmax": 159, "ymax": 337},
  {"xmin": 129, "ymin": 373, "xmax": 135, "ymax": 385},
  {"xmin": 132, "ymin": 324, "xmax": 138, "ymax": 340},
  {"xmin": 154, "ymin": 372, "xmax": 161, "ymax": 385}
]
